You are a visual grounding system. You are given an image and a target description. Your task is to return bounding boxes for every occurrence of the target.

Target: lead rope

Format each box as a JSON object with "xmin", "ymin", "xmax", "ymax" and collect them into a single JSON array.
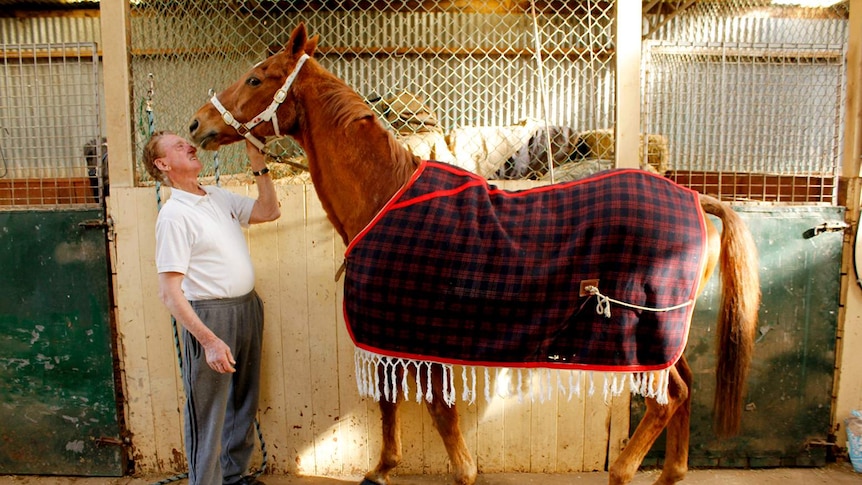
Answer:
[
  {"xmin": 146, "ymin": 74, "xmax": 266, "ymax": 485},
  {"xmin": 213, "ymin": 150, "xmax": 221, "ymax": 187}
]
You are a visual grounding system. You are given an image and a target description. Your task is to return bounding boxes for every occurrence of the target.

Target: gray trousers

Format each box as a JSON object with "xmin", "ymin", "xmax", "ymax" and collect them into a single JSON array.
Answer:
[{"xmin": 182, "ymin": 290, "xmax": 264, "ymax": 485}]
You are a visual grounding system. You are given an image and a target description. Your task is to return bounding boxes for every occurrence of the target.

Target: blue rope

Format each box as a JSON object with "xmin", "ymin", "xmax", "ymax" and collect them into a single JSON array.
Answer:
[
  {"xmin": 148, "ymin": 472, "xmax": 188, "ymax": 485},
  {"xmin": 214, "ymin": 150, "xmax": 221, "ymax": 187},
  {"xmin": 253, "ymin": 419, "xmax": 268, "ymax": 479}
]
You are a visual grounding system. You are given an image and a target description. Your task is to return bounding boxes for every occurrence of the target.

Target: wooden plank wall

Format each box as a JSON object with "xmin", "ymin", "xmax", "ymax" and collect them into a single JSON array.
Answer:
[{"xmin": 111, "ymin": 182, "xmax": 628, "ymax": 477}]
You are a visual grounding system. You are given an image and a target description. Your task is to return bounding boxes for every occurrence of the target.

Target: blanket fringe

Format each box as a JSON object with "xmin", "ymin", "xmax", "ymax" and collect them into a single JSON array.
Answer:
[{"xmin": 354, "ymin": 348, "xmax": 671, "ymax": 406}]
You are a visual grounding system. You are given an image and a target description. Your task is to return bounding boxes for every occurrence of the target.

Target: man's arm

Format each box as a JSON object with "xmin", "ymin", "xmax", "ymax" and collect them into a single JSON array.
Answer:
[
  {"xmin": 158, "ymin": 272, "xmax": 236, "ymax": 373},
  {"xmin": 246, "ymin": 140, "xmax": 281, "ymax": 224}
]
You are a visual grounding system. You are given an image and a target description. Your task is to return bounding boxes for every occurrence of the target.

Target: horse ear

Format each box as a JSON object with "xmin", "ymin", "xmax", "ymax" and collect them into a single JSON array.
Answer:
[
  {"xmin": 306, "ymin": 35, "xmax": 320, "ymax": 56},
  {"xmin": 286, "ymin": 23, "xmax": 309, "ymax": 56}
]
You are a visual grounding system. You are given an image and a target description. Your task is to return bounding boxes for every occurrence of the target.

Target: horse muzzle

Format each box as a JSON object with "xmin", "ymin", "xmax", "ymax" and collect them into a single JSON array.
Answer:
[{"xmin": 188, "ymin": 117, "xmax": 222, "ymax": 150}]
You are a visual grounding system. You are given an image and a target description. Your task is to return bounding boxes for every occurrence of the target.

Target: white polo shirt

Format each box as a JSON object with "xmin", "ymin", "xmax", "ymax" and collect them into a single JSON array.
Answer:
[{"xmin": 155, "ymin": 185, "xmax": 257, "ymax": 300}]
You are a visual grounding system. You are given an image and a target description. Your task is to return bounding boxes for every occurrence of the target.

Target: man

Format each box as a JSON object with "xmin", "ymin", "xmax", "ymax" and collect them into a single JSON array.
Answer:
[{"xmin": 142, "ymin": 132, "xmax": 280, "ymax": 485}]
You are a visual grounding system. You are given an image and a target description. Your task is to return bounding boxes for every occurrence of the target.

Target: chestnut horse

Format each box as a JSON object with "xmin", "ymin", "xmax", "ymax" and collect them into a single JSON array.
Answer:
[{"xmin": 190, "ymin": 23, "xmax": 760, "ymax": 485}]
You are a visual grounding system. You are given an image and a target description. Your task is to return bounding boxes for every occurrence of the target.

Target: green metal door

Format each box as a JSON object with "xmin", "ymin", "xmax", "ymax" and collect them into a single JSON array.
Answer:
[
  {"xmin": 633, "ymin": 205, "xmax": 843, "ymax": 468},
  {"xmin": 0, "ymin": 209, "xmax": 123, "ymax": 476}
]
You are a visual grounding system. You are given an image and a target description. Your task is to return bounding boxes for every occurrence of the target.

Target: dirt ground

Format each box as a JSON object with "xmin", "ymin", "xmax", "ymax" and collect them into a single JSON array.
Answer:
[{"xmin": 1, "ymin": 463, "xmax": 860, "ymax": 485}]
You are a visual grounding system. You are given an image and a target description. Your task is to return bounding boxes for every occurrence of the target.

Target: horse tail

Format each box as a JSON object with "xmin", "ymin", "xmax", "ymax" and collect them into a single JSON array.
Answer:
[{"xmin": 699, "ymin": 194, "xmax": 760, "ymax": 438}]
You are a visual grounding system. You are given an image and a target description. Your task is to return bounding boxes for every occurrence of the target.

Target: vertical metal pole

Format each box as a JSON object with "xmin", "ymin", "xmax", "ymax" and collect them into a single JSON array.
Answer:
[
  {"xmin": 614, "ymin": 0, "xmax": 642, "ymax": 169},
  {"xmin": 529, "ymin": 0, "xmax": 555, "ymax": 182}
]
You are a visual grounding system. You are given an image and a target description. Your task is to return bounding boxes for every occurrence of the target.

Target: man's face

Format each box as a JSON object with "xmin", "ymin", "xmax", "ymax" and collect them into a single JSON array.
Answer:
[{"xmin": 155, "ymin": 134, "xmax": 202, "ymax": 179}]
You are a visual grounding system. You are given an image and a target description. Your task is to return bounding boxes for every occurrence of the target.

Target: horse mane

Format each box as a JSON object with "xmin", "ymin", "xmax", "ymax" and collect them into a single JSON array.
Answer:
[{"xmin": 315, "ymin": 73, "xmax": 421, "ymax": 178}]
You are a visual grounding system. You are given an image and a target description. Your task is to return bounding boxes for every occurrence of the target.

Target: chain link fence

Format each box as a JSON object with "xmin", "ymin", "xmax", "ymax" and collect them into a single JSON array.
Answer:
[
  {"xmin": 130, "ymin": 1, "xmax": 617, "ymax": 185},
  {"xmin": 129, "ymin": 1, "xmax": 848, "ymax": 203}
]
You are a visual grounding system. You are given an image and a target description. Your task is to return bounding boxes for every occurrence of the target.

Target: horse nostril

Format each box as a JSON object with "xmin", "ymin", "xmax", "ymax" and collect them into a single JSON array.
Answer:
[{"xmin": 189, "ymin": 119, "xmax": 199, "ymax": 134}]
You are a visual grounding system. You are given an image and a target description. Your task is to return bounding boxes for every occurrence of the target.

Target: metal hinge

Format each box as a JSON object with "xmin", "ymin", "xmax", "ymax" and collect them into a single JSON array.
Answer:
[
  {"xmin": 805, "ymin": 438, "xmax": 836, "ymax": 450},
  {"xmin": 78, "ymin": 216, "xmax": 113, "ymax": 230},
  {"xmin": 94, "ymin": 436, "xmax": 125, "ymax": 447}
]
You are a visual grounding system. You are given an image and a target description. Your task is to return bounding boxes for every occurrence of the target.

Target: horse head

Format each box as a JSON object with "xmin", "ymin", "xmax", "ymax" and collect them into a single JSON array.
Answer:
[{"xmin": 189, "ymin": 23, "xmax": 319, "ymax": 151}]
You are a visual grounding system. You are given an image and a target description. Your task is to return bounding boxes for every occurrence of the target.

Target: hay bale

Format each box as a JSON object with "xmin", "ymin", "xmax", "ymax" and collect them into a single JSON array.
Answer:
[
  {"xmin": 540, "ymin": 159, "xmax": 614, "ymax": 182},
  {"xmin": 575, "ymin": 129, "xmax": 669, "ymax": 174},
  {"xmin": 372, "ymin": 91, "xmax": 440, "ymax": 134}
]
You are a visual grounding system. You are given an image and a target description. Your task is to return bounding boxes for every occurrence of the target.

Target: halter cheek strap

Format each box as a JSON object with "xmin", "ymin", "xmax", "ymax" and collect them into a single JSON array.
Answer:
[{"xmin": 210, "ymin": 53, "xmax": 310, "ymax": 152}]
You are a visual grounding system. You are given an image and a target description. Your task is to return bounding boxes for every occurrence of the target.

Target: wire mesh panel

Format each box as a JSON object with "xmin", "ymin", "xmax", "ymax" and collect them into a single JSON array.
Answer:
[
  {"xmin": 0, "ymin": 42, "xmax": 105, "ymax": 208},
  {"xmin": 643, "ymin": 41, "xmax": 844, "ymax": 203},
  {"xmin": 129, "ymin": 1, "xmax": 849, "ymax": 203},
  {"xmin": 130, "ymin": 1, "xmax": 618, "ymax": 185},
  {"xmin": 643, "ymin": 1, "xmax": 848, "ymax": 203}
]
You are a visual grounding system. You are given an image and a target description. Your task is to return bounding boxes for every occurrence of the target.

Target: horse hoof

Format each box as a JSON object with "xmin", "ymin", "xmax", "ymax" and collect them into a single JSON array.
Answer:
[{"xmin": 360, "ymin": 479, "xmax": 384, "ymax": 485}]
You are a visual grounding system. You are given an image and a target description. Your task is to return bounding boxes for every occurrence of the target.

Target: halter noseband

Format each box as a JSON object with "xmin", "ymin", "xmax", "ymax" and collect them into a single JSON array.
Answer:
[{"xmin": 209, "ymin": 53, "xmax": 310, "ymax": 152}]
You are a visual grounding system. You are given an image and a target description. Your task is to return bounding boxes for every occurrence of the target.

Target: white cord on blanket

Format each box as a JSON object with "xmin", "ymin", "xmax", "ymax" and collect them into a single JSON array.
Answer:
[{"xmin": 585, "ymin": 285, "xmax": 694, "ymax": 318}]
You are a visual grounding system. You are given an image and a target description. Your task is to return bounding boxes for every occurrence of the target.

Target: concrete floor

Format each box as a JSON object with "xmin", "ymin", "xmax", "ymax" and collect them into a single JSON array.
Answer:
[{"xmin": 1, "ymin": 463, "xmax": 860, "ymax": 485}]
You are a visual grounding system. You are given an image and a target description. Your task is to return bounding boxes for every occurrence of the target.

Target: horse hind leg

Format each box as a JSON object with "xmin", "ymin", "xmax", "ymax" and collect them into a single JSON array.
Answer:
[
  {"xmin": 423, "ymin": 365, "xmax": 478, "ymax": 485},
  {"xmin": 653, "ymin": 357, "xmax": 693, "ymax": 485},
  {"xmin": 362, "ymin": 369, "xmax": 404, "ymax": 485},
  {"xmin": 608, "ymin": 364, "xmax": 690, "ymax": 485}
]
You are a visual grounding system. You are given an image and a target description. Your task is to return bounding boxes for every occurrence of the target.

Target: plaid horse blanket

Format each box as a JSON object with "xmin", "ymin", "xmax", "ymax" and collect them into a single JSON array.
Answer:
[{"xmin": 344, "ymin": 161, "xmax": 707, "ymax": 403}]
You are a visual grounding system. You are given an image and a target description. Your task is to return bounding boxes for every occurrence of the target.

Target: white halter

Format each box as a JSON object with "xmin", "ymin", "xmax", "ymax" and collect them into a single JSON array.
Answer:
[{"xmin": 209, "ymin": 53, "xmax": 310, "ymax": 152}]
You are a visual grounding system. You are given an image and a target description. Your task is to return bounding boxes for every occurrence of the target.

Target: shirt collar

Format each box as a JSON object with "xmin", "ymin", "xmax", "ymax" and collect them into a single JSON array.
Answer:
[{"xmin": 169, "ymin": 185, "xmax": 210, "ymax": 205}]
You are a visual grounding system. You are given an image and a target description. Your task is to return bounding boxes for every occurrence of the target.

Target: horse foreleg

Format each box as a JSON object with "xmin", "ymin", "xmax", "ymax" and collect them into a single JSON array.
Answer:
[
  {"xmin": 608, "ymin": 367, "xmax": 688, "ymax": 485},
  {"xmin": 653, "ymin": 358, "xmax": 693, "ymax": 485},
  {"xmin": 363, "ymin": 387, "xmax": 403, "ymax": 485},
  {"xmin": 424, "ymin": 366, "xmax": 477, "ymax": 485}
]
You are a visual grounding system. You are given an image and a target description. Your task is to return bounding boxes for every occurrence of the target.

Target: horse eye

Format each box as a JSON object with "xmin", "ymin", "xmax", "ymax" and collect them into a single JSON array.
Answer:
[{"xmin": 246, "ymin": 77, "xmax": 261, "ymax": 87}]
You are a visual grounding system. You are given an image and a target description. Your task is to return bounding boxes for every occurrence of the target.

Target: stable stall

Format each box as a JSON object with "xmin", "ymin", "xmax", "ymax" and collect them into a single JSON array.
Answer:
[{"xmin": 0, "ymin": 0, "xmax": 860, "ymax": 479}]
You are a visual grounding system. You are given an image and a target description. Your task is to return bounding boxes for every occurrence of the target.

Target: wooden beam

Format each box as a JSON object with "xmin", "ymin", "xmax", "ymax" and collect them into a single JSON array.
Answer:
[
  {"xmin": 0, "ymin": 47, "xmax": 102, "ymax": 60},
  {"xmin": 614, "ymin": 0, "xmax": 642, "ymax": 169},
  {"xmin": 100, "ymin": 1, "xmax": 134, "ymax": 189},
  {"xmin": 1, "ymin": 7, "xmax": 100, "ymax": 18},
  {"xmin": 835, "ymin": 0, "xmax": 862, "ymax": 450},
  {"xmin": 842, "ymin": 0, "xmax": 862, "ymax": 179},
  {"xmin": 130, "ymin": 45, "xmax": 615, "ymax": 61}
]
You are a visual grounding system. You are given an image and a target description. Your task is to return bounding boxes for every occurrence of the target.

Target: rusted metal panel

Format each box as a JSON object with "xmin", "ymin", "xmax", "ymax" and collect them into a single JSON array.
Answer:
[
  {"xmin": 633, "ymin": 205, "xmax": 843, "ymax": 468},
  {"xmin": 0, "ymin": 209, "xmax": 122, "ymax": 476}
]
